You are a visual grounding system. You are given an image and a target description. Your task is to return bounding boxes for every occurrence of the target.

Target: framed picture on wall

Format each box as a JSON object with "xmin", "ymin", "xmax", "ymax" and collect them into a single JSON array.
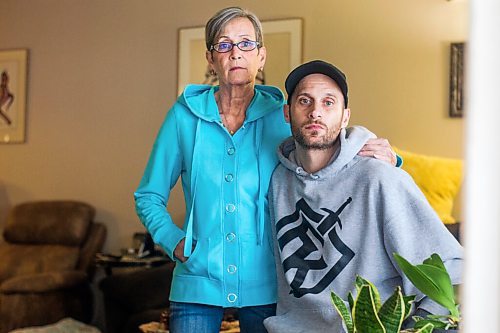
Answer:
[
  {"xmin": 449, "ymin": 42, "xmax": 465, "ymax": 118},
  {"xmin": 177, "ymin": 18, "xmax": 302, "ymax": 96},
  {"xmin": 0, "ymin": 49, "xmax": 28, "ymax": 143}
]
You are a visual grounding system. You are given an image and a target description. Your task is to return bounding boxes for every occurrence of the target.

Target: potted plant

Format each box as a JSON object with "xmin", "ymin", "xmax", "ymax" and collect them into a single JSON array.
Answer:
[
  {"xmin": 330, "ymin": 276, "xmax": 434, "ymax": 333},
  {"xmin": 393, "ymin": 253, "xmax": 461, "ymax": 332}
]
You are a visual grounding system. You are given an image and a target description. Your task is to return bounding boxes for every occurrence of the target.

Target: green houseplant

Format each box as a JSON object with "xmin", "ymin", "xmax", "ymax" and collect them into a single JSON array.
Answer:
[
  {"xmin": 330, "ymin": 276, "xmax": 434, "ymax": 333},
  {"xmin": 393, "ymin": 253, "xmax": 461, "ymax": 332}
]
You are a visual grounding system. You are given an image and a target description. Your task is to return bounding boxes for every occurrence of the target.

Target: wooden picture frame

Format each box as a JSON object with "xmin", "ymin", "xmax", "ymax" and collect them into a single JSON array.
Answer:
[
  {"xmin": 0, "ymin": 49, "xmax": 28, "ymax": 143},
  {"xmin": 177, "ymin": 18, "xmax": 302, "ymax": 96},
  {"xmin": 449, "ymin": 42, "xmax": 465, "ymax": 118}
]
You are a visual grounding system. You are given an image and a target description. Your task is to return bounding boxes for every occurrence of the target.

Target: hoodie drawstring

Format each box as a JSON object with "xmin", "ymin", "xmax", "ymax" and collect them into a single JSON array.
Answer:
[
  {"xmin": 255, "ymin": 120, "xmax": 265, "ymax": 246},
  {"xmin": 184, "ymin": 119, "xmax": 202, "ymax": 257}
]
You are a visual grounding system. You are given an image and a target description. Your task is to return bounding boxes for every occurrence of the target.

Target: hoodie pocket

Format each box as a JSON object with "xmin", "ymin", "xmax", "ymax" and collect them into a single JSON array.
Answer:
[
  {"xmin": 177, "ymin": 238, "xmax": 209, "ymax": 277},
  {"xmin": 241, "ymin": 236, "xmax": 276, "ymax": 281}
]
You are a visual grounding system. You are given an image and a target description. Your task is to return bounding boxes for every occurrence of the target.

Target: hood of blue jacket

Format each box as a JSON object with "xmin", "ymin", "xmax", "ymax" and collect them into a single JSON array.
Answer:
[{"xmin": 178, "ymin": 84, "xmax": 285, "ymax": 122}]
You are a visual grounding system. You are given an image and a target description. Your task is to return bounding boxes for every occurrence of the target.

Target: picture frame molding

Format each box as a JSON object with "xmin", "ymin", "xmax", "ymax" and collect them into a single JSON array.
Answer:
[
  {"xmin": 0, "ymin": 48, "xmax": 28, "ymax": 143},
  {"xmin": 449, "ymin": 42, "xmax": 465, "ymax": 118}
]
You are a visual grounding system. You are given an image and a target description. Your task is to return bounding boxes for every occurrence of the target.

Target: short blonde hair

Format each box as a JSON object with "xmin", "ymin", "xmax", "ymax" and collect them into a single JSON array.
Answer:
[{"xmin": 205, "ymin": 7, "xmax": 264, "ymax": 51}]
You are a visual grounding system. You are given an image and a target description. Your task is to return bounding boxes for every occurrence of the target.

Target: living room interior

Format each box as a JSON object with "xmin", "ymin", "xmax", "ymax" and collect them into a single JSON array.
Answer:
[{"xmin": 0, "ymin": 0, "xmax": 482, "ymax": 332}]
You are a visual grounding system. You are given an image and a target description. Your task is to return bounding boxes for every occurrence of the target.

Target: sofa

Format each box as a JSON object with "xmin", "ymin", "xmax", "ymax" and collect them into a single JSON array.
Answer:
[
  {"xmin": 394, "ymin": 147, "xmax": 464, "ymax": 242},
  {"xmin": 0, "ymin": 200, "xmax": 107, "ymax": 333}
]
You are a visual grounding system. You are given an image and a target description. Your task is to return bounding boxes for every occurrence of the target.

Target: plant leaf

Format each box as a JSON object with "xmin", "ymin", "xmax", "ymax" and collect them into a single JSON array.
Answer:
[
  {"xmin": 413, "ymin": 322, "xmax": 435, "ymax": 333},
  {"xmin": 348, "ymin": 291, "xmax": 355, "ymax": 313},
  {"xmin": 378, "ymin": 286, "xmax": 405, "ymax": 333},
  {"xmin": 400, "ymin": 322, "xmax": 435, "ymax": 333},
  {"xmin": 353, "ymin": 285, "xmax": 386, "ymax": 333},
  {"xmin": 423, "ymin": 253, "xmax": 446, "ymax": 271},
  {"xmin": 331, "ymin": 291, "xmax": 354, "ymax": 333},
  {"xmin": 417, "ymin": 263, "xmax": 454, "ymax": 298},
  {"xmin": 425, "ymin": 314, "xmax": 460, "ymax": 329},
  {"xmin": 394, "ymin": 254, "xmax": 439, "ymax": 294},
  {"xmin": 427, "ymin": 313, "xmax": 459, "ymax": 322},
  {"xmin": 355, "ymin": 275, "xmax": 382, "ymax": 311},
  {"xmin": 393, "ymin": 254, "xmax": 458, "ymax": 316},
  {"xmin": 355, "ymin": 275, "xmax": 365, "ymax": 291},
  {"xmin": 402, "ymin": 295, "xmax": 416, "ymax": 320},
  {"xmin": 414, "ymin": 318, "xmax": 447, "ymax": 329},
  {"xmin": 416, "ymin": 265, "xmax": 456, "ymax": 311}
]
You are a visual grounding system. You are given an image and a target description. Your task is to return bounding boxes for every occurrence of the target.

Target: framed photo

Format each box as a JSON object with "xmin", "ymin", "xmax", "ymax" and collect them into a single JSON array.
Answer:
[
  {"xmin": 449, "ymin": 42, "xmax": 465, "ymax": 118},
  {"xmin": 177, "ymin": 18, "xmax": 303, "ymax": 96},
  {"xmin": 0, "ymin": 49, "xmax": 28, "ymax": 143}
]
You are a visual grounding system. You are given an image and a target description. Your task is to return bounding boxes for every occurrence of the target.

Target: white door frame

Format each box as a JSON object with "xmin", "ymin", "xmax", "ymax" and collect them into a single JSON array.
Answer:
[{"xmin": 463, "ymin": 1, "xmax": 500, "ymax": 331}]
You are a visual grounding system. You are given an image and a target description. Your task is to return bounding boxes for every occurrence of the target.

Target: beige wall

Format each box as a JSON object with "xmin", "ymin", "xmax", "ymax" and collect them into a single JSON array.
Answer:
[{"xmin": 0, "ymin": 0, "xmax": 468, "ymax": 252}]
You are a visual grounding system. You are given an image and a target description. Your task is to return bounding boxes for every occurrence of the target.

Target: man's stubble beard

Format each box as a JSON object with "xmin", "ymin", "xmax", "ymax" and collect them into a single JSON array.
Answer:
[{"xmin": 291, "ymin": 121, "xmax": 341, "ymax": 150}]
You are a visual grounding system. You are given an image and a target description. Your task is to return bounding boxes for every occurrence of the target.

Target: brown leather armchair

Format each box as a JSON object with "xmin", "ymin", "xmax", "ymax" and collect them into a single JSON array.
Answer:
[{"xmin": 0, "ymin": 200, "xmax": 106, "ymax": 333}]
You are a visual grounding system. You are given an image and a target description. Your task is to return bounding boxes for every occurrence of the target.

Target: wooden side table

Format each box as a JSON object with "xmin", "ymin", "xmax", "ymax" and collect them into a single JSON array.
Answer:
[{"xmin": 95, "ymin": 253, "xmax": 171, "ymax": 275}]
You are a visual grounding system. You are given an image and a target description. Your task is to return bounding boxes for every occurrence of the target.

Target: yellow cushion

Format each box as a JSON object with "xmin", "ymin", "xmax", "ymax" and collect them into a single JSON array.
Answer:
[{"xmin": 394, "ymin": 148, "xmax": 463, "ymax": 224}]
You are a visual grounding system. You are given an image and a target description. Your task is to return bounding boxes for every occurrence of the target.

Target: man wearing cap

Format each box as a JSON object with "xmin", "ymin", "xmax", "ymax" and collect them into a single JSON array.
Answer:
[{"xmin": 263, "ymin": 60, "xmax": 463, "ymax": 332}]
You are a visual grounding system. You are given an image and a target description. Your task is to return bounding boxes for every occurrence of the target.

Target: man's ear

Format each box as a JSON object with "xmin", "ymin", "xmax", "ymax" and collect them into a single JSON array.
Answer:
[
  {"xmin": 283, "ymin": 104, "xmax": 291, "ymax": 123},
  {"xmin": 341, "ymin": 108, "xmax": 351, "ymax": 129}
]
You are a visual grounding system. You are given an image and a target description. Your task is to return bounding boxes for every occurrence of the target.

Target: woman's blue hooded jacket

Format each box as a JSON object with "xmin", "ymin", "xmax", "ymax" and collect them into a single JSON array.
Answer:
[{"xmin": 134, "ymin": 84, "xmax": 290, "ymax": 307}]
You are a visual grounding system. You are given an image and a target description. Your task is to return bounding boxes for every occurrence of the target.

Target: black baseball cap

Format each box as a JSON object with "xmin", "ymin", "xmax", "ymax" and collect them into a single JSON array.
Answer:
[{"xmin": 285, "ymin": 60, "xmax": 348, "ymax": 108}]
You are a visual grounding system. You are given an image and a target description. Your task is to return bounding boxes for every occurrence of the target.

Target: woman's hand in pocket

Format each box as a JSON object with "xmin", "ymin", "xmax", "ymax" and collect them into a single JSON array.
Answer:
[{"xmin": 174, "ymin": 238, "xmax": 196, "ymax": 262}]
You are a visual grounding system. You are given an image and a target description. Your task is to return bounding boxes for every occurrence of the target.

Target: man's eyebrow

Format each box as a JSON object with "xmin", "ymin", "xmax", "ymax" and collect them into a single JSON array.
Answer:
[
  {"xmin": 296, "ymin": 92, "xmax": 338, "ymax": 98},
  {"xmin": 324, "ymin": 93, "xmax": 338, "ymax": 98},
  {"xmin": 296, "ymin": 92, "xmax": 313, "ymax": 98}
]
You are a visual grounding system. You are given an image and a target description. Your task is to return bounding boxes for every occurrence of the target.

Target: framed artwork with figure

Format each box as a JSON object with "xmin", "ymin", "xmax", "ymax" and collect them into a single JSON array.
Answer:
[
  {"xmin": 177, "ymin": 18, "xmax": 302, "ymax": 96},
  {"xmin": 0, "ymin": 49, "xmax": 28, "ymax": 143}
]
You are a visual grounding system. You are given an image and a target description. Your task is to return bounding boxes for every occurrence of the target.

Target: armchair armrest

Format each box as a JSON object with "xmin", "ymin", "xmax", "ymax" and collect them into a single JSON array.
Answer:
[{"xmin": 0, "ymin": 270, "xmax": 87, "ymax": 294}]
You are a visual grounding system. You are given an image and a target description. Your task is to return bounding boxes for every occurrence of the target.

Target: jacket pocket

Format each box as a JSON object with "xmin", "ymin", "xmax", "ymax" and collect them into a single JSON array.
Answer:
[
  {"xmin": 177, "ymin": 238, "xmax": 209, "ymax": 277},
  {"xmin": 241, "ymin": 237, "xmax": 276, "ymax": 281}
]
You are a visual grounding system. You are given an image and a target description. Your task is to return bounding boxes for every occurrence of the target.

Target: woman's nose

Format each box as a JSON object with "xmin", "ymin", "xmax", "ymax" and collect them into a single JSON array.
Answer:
[{"xmin": 229, "ymin": 46, "xmax": 242, "ymax": 60}]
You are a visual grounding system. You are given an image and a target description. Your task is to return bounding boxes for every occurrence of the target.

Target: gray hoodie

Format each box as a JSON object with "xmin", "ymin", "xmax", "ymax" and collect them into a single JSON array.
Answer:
[{"xmin": 264, "ymin": 126, "xmax": 463, "ymax": 333}]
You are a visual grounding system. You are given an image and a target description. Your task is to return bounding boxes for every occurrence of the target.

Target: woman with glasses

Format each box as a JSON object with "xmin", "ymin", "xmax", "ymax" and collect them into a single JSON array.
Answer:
[{"xmin": 134, "ymin": 6, "xmax": 397, "ymax": 333}]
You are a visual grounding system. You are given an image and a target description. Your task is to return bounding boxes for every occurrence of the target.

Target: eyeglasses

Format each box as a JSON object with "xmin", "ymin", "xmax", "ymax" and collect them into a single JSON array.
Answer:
[{"xmin": 210, "ymin": 40, "xmax": 260, "ymax": 53}]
